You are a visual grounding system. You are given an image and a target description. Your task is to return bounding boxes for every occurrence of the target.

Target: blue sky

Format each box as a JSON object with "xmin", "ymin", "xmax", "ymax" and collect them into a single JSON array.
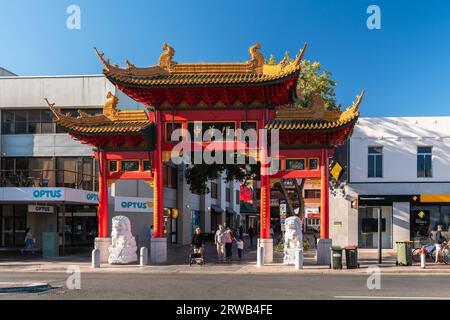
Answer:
[{"xmin": 0, "ymin": 0, "xmax": 449, "ymax": 117}]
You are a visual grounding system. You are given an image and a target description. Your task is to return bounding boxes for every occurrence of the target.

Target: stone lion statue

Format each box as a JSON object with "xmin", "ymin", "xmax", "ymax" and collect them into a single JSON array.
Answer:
[
  {"xmin": 108, "ymin": 216, "xmax": 138, "ymax": 264},
  {"xmin": 283, "ymin": 216, "xmax": 303, "ymax": 264}
]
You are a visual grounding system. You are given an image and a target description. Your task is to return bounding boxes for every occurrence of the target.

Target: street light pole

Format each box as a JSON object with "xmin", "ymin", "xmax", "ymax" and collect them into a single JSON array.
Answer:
[{"xmin": 377, "ymin": 208, "xmax": 382, "ymax": 264}]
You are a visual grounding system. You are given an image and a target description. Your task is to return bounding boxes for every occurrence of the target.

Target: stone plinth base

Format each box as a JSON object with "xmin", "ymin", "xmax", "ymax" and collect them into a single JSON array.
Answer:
[
  {"xmin": 316, "ymin": 238, "xmax": 332, "ymax": 265},
  {"xmin": 258, "ymin": 238, "xmax": 273, "ymax": 264},
  {"xmin": 150, "ymin": 238, "xmax": 167, "ymax": 264},
  {"xmin": 94, "ymin": 237, "xmax": 111, "ymax": 263}
]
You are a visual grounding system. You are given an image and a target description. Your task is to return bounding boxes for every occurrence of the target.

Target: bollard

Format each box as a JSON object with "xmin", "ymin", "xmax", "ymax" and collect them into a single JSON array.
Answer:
[
  {"xmin": 420, "ymin": 246, "xmax": 426, "ymax": 269},
  {"xmin": 92, "ymin": 248, "xmax": 100, "ymax": 268},
  {"xmin": 256, "ymin": 245, "xmax": 264, "ymax": 267},
  {"xmin": 140, "ymin": 247, "xmax": 148, "ymax": 266},
  {"xmin": 295, "ymin": 248, "xmax": 303, "ymax": 270}
]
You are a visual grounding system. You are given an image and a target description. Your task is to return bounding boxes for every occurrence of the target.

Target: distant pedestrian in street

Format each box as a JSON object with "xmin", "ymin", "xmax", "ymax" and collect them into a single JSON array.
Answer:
[
  {"xmin": 248, "ymin": 226, "xmax": 255, "ymax": 247},
  {"xmin": 214, "ymin": 224, "xmax": 225, "ymax": 261},
  {"xmin": 150, "ymin": 225, "xmax": 154, "ymax": 240},
  {"xmin": 224, "ymin": 227, "xmax": 235, "ymax": 262},
  {"xmin": 239, "ymin": 224, "xmax": 244, "ymax": 239},
  {"xmin": 21, "ymin": 228, "xmax": 36, "ymax": 254},
  {"xmin": 236, "ymin": 237, "xmax": 244, "ymax": 260},
  {"xmin": 270, "ymin": 225, "xmax": 274, "ymax": 239},
  {"xmin": 435, "ymin": 225, "xmax": 447, "ymax": 263}
]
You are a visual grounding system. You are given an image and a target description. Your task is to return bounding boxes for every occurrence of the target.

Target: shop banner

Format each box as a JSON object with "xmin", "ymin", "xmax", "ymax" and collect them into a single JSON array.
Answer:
[
  {"xmin": 28, "ymin": 204, "xmax": 55, "ymax": 213},
  {"xmin": 114, "ymin": 196, "xmax": 153, "ymax": 213},
  {"xmin": 1, "ymin": 187, "xmax": 98, "ymax": 204}
]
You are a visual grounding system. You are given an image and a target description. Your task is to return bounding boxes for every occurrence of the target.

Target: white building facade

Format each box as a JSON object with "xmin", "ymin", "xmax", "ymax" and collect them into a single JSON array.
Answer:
[
  {"xmin": 330, "ymin": 117, "xmax": 450, "ymax": 249},
  {"xmin": 0, "ymin": 74, "xmax": 240, "ymax": 251}
]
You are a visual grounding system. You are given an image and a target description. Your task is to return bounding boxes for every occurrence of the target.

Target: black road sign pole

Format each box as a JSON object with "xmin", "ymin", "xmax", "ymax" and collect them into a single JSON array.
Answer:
[{"xmin": 378, "ymin": 208, "xmax": 382, "ymax": 264}]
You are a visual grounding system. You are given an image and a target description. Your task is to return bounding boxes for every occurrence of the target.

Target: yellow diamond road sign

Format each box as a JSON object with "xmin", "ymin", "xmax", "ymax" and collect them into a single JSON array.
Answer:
[
  {"xmin": 331, "ymin": 162, "xmax": 343, "ymax": 181},
  {"xmin": 418, "ymin": 211, "xmax": 425, "ymax": 219},
  {"xmin": 412, "ymin": 196, "xmax": 418, "ymax": 201}
]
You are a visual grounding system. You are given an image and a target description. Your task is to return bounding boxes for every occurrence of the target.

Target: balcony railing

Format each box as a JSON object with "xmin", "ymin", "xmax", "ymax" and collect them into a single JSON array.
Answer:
[{"xmin": 0, "ymin": 169, "xmax": 97, "ymax": 191}]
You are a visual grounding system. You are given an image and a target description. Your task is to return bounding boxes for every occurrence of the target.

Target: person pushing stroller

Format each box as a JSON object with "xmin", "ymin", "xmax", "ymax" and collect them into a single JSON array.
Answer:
[{"xmin": 190, "ymin": 227, "xmax": 205, "ymax": 265}]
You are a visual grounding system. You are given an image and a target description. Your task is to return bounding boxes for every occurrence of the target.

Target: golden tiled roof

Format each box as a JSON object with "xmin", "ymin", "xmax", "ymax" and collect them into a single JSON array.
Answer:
[
  {"xmin": 94, "ymin": 43, "xmax": 307, "ymax": 86},
  {"xmin": 266, "ymin": 91, "xmax": 363, "ymax": 130},
  {"xmin": 45, "ymin": 92, "xmax": 151, "ymax": 134}
]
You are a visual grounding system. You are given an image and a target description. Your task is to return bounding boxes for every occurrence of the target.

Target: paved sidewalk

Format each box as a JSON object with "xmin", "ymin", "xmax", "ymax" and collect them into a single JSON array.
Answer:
[{"xmin": 1, "ymin": 240, "xmax": 449, "ymax": 274}]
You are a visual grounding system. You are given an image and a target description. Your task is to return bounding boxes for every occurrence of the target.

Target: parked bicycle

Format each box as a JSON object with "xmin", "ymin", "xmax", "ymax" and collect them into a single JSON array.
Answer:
[{"xmin": 412, "ymin": 241, "xmax": 450, "ymax": 264}]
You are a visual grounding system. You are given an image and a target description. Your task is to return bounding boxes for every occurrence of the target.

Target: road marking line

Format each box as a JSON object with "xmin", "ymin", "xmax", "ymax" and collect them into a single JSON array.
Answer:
[{"xmin": 335, "ymin": 296, "xmax": 450, "ymax": 300}]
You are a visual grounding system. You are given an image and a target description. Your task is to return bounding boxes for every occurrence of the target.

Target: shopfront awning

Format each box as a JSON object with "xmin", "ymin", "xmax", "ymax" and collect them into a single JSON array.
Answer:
[
  {"xmin": 211, "ymin": 204, "xmax": 225, "ymax": 213},
  {"xmin": 240, "ymin": 202, "xmax": 256, "ymax": 215},
  {"xmin": 226, "ymin": 207, "xmax": 238, "ymax": 216}
]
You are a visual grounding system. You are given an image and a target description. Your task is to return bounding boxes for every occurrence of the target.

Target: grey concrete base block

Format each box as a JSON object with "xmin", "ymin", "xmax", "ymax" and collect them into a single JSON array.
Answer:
[
  {"xmin": 316, "ymin": 238, "xmax": 332, "ymax": 265},
  {"xmin": 150, "ymin": 238, "xmax": 167, "ymax": 264},
  {"xmin": 258, "ymin": 238, "xmax": 273, "ymax": 264},
  {"xmin": 94, "ymin": 237, "xmax": 111, "ymax": 263}
]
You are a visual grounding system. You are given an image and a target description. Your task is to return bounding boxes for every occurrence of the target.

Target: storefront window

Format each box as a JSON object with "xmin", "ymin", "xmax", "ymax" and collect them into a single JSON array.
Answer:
[
  {"xmin": 411, "ymin": 205, "xmax": 450, "ymax": 241},
  {"xmin": 0, "ymin": 205, "xmax": 27, "ymax": 247},
  {"xmin": 358, "ymin": 206, "xmax": 392, "ymax": 249}
]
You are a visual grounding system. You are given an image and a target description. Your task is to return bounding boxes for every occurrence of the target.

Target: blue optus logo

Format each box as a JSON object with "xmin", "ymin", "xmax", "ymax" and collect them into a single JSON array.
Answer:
[
  {"xmin": 121, "ymin": 201, "xmax": 148, "ymax": 209},
  {"xmin": 86, "ymin": 193, "xmax": 99, "ymax": 201},
  {"xmin": 33, "ymin": 189, "xmax": 63, "ymax": 199}
]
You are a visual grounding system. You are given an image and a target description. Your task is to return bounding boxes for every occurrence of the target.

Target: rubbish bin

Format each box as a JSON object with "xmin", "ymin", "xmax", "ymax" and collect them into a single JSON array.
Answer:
[
  {"xmin": 344, "ymin": 246, "xmax": 359, "ymax": 269},
  {"xmin": 330, "ymin": 246, "xmax": 343, "ymax": 269},
  {"xmin": 396, "ymin": 240, "xmax": 413, "ymax": 266}
]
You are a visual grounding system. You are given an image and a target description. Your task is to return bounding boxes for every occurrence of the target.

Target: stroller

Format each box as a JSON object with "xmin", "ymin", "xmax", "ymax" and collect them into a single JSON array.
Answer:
[{"xmin": 189, "ymin": 245, "xmax": 205, "ymax": 266}]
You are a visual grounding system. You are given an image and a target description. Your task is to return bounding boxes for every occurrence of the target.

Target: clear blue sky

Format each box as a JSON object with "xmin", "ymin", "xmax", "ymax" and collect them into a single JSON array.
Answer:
[{"xmin": 0, "ymin": 0, "xmax": 449, "ymax": 117}]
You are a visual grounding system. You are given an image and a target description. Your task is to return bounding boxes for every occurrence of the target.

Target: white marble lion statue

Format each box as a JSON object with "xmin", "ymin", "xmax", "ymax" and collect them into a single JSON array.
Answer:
[
  {"xmin": 283, "ymin": 216, "xmax": 303, "ymax": 264},
  {"xmin": 108, "ymin": 216, "xmax": 138, "ymax": 264}
]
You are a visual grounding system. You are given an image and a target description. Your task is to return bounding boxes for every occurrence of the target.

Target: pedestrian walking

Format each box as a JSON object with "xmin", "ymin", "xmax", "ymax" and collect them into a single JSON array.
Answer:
[
  {"xmin": 239, "ymin": 224, "xmax": 244, "ymax": 239},
  {"xmin": 21, "ymin": 228, "xmax": 36, "ymax": 254},
  {"xmin": 248, "ymin": 226, "xmax": 254, "ymax": 247},
  {"xmin": 236, "ymin": 237, "xmax": 244, "ymax": 260},
  {"xmin": 435, "ymin": 225, "xmax": 447, "ymax": 263},
  {"xmin": 214, "ymin": 224, "xmax": 225, "ymax": 261},
  {"xmin": 150, "ymin": 225, "xmax": 154, "ymax": 240},
  {"xmin": 223, "ymin": 227, "xmax": 235, "ymax": 262}
]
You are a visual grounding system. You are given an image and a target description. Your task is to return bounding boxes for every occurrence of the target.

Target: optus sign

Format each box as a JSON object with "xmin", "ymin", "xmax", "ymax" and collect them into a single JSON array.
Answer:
[
  {"xmin": 86, "ymin": 193, "xmax": 99, "ymax": 201},
  {"xmin": 114, "ymin": 196, "xmax": 153, "ymax": 213},
  {"xmin": 32, "ymin": 189, "xmax": 63, "ymax": 199}
]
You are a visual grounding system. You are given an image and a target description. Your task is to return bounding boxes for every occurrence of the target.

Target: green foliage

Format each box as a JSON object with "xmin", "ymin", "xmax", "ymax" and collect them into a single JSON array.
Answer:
[
  {"xmin": 185, "ymin": 154, "xmax": 260, "ymax": 194},
  {"xmin": 297, "ymin": 60, "xmax": 338, "ymax": 110}
]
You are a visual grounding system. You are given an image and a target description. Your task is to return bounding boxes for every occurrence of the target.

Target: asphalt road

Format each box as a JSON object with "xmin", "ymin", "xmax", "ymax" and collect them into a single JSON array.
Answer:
[{"xmin": 1, "ymin": 271, "xmax": 450, "ymax": 300}]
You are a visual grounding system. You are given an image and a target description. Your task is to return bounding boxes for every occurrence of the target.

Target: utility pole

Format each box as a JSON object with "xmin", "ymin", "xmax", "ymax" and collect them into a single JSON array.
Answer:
[{"xmin": 377, "ymin": 208, "xmax": 382, "ymax": 264}]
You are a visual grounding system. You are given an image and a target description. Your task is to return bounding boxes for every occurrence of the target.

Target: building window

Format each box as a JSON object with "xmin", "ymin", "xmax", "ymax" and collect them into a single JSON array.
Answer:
[
  {"xmin": 56, "ymin": 157, "xmax": 93, "ymax": 189},
  {"xmin": 109, "ymin": 160, "xmax": 118, "ymax": 172},
  {"xmin": 226, "ymin": 187, "xmax": 231, "ymax": 202},
  {"xmin": 120, "ymin": 160, "xmax": 140, "ymax": 172},
  {"xmin": 286, "ymin": 159, "xmax": 305, "ymax": 170},
  {"xmin": 211, "ymin": 182, "xmax": 218, "ymax": 199},
  {"xmin": 1, "ymin": 109, "xmax": 103, "ymax": 135},
  {"xmin": 417, "ymin": 146, "xmax": 432, "ymax": 178},
  {"xmin": 143, "ymin": 160, "xmax": 151, "ymax": 171},
  {"xmin": 308, "ymin": 158, "xmax": 319, "ymax": 170},
  {"xmin": 235, "ymin": 190, "xmax": 240, "ymax": 205},
  {"xmin": 304, "ymin": 189, "xmax": 321, "ymax": 199},
  {"xmin": 368, "ymin": 146, "xmax": 383, "ymax": 178}
]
